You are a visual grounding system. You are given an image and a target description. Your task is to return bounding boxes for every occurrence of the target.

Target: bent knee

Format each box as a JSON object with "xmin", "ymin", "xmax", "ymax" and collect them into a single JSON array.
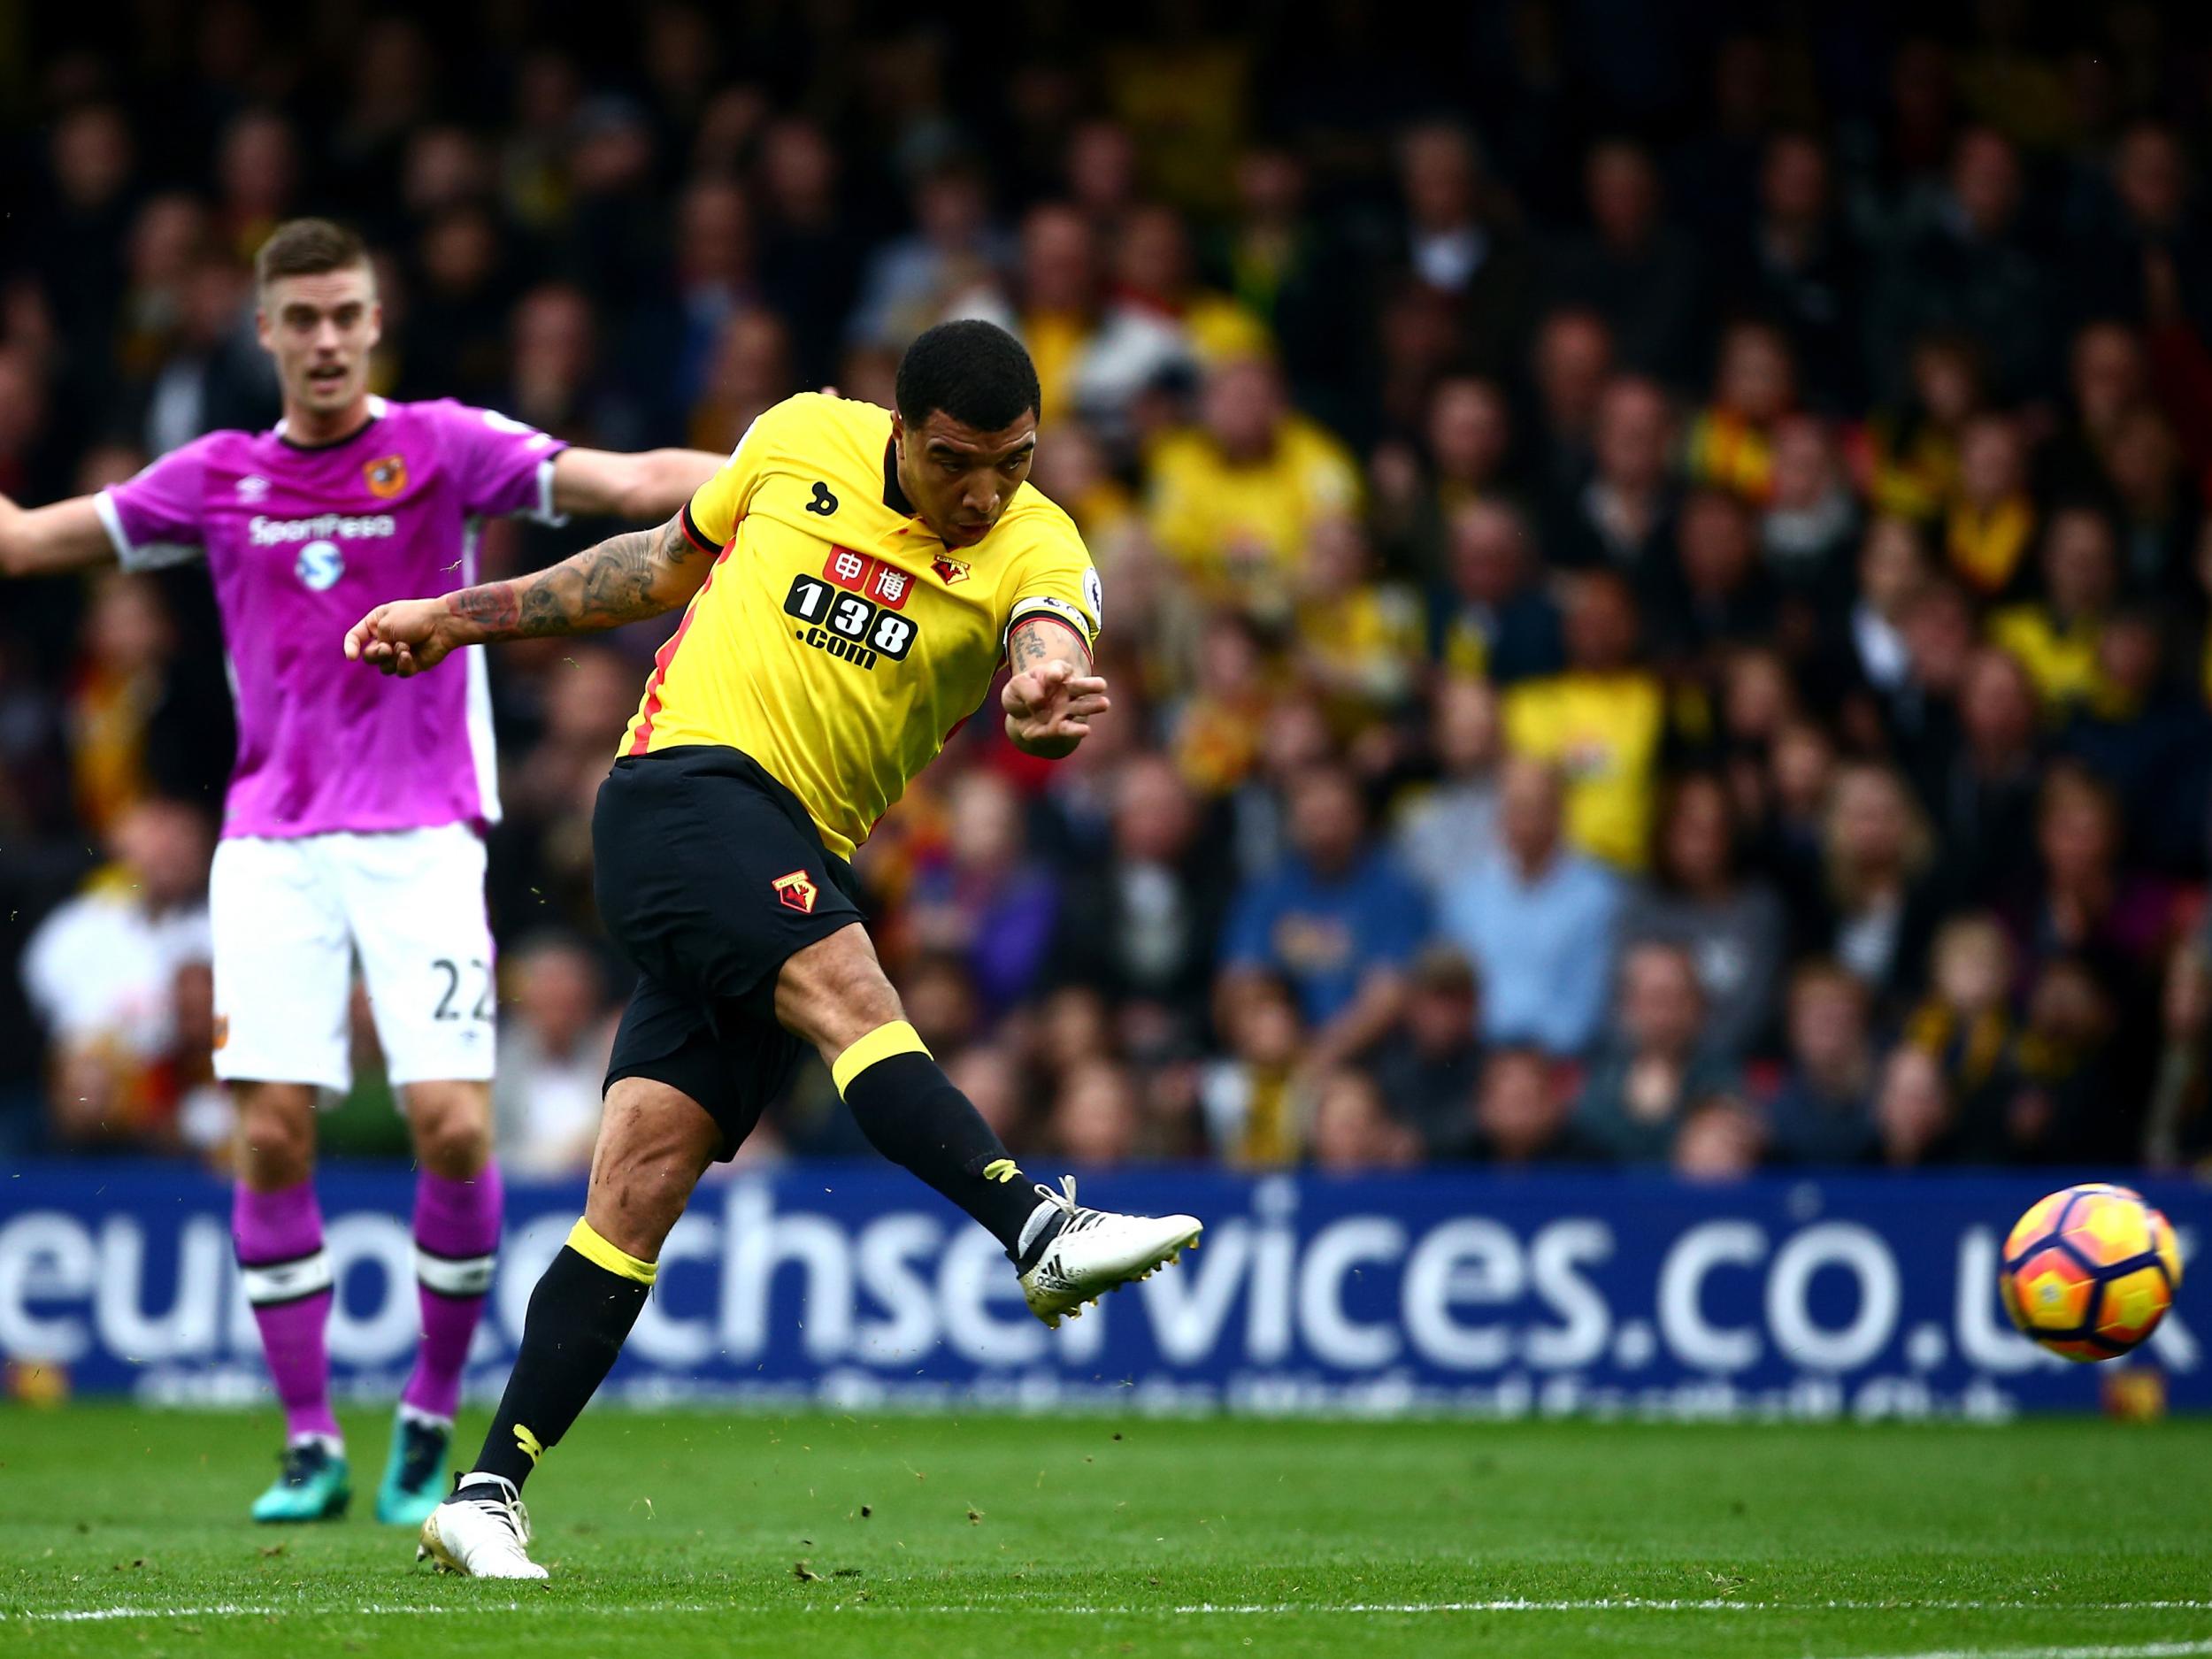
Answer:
[
  {"xmin": 774, "ymin": 925, "xmax": 903, "ymax": 1050},
  {"xmin": 405, "ymin": 1081, "xmax": 493, "ymax": 1177},
  {"xmin": 585, "ymin": 1079, "xmax": 719, "ymax": 1256},
  {"xmin": 234, "ymin": 1083, "xmax": 318, "ymax": 1187}
]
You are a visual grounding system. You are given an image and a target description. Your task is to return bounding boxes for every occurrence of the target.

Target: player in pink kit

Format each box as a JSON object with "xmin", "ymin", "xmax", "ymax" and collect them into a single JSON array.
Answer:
[{"xmin": 0, "ymin": 219, "xmax": 723, "ymax": 1525}]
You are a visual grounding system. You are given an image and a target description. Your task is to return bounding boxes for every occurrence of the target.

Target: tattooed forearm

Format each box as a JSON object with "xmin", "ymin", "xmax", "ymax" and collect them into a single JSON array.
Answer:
[
  {"xmin": 1008, "ymin": 621, "xmax": 1050, "ymax": 673},
  {"xmin": 1007, "ymin": 615, "xmax": 1090, "ymax": 674},
  {"xmin": 448, "ymin": 516, "xmax": 699, "ymax": 643}
]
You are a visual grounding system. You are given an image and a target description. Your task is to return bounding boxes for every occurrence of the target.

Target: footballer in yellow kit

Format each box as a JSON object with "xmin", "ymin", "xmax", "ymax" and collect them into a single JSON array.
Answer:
[
  {"xmin": 626, "ymin": 388, "xmax": 1102, "ymax": 859},
  {"xmin": 346, "ymin": 321, "xmax": 1201, "ymax": 1580}
]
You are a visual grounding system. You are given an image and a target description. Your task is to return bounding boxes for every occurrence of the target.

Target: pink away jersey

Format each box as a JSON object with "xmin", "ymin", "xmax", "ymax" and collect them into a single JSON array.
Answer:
[{"xmin": 96, "ymin": 396, "xmax": 568, "ymax": 839}]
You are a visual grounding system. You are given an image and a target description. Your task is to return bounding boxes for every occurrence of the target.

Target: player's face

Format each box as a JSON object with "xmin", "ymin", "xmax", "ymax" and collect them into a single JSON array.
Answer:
[
  {"xmin": 257, "ymin": 266, "xmax": 381, "ymax": 422},
  {"xmin": 893, "ymin": 408, "xmax": 1038, "ymax": 549}
]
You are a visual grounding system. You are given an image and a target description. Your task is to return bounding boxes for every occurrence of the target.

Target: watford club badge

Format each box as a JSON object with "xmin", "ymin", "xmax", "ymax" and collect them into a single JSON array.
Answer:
[
  {"xmin": 772, "ymin": 869, "xmax": 819, "ymax": 914},
  {"xmin": 932, "ymin": 553, "xmax": 971, "ymax": 586},
  {"xmin": 363, "ymin": 455, "xmax": 408, "ymax": 499}
]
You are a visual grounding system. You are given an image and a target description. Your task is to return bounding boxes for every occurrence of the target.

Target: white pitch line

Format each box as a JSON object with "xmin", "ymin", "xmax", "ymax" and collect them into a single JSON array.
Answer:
[
  {"xmin": 8, "ymin": 1599, "xmax": 2212, "ymax": 1624},
  {"xmin": 1829, "ymin": 1642, "xmax": 2212, "ymax": 1659}
]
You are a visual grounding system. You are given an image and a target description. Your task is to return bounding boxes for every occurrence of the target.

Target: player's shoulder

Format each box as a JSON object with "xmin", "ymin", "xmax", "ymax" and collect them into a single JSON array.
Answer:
[
  {"xmin": 747, "ymin": 392, "xmax": 890, "ymax": 457},
  {"xmin": 992, "ymin": 483, "xmax": 1087, "ymax": 563},
  {"xmin": 137, "ymin": 424, "xmax": 258, "ymax": 488},
  {"xmin": 382, "ymin": 396, "xmax": 547, "ymax": 445}
]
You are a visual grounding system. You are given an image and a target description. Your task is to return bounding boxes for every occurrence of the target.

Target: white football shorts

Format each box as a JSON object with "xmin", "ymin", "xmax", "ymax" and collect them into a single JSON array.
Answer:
[{"xmin": 209, "ymin": 823, "xmax": 495, "ymax": 1092}]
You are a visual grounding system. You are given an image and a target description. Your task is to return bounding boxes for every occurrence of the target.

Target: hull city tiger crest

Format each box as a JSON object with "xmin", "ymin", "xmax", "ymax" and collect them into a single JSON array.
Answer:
[
  {"xmin": 772, "ymin": 869, "xmax": 819, "ymax": 913},
  {"xmin": 363, "ymin": 455, "xmax": 409, "ymax": 499},
  {"xmin": 931, "ymin": 553, "xmax": 971, "ymax": 586}
]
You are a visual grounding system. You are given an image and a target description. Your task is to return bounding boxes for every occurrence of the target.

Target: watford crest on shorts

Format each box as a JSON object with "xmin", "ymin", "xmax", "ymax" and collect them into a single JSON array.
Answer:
[
  {"xmin": 363, "ymin": 455, "xmax": 408, "ymax": 499},
  {"xmin": 772, "ymin": 870, "xmax": 819, "ymax": 913}
]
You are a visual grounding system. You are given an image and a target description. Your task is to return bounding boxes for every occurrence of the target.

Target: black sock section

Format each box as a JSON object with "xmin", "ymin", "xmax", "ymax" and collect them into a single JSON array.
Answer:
[
  {"xmin": 841, "ymin": 1050, "xmax": 1040, "ymax": 1252},
  {"xmin": 468, "ymin": 1245, "xmax": 649, "ymax": 1490}
]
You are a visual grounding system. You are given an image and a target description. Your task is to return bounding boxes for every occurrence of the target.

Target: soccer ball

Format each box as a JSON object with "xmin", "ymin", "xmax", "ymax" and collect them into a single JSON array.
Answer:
[{"xmin": 1999, "ymin": 1184, "xmax": 2182, "ymax": 1362}]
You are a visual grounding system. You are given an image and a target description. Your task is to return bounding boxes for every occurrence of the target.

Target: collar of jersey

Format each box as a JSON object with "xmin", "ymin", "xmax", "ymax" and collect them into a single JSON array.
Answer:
[
  {"xmin": 274, "ymin": 395, "xmax": 388, "ymax": 452},
  {"xmin": 880, "ymin": 436, "xmax": 916, "ymax": 518}
]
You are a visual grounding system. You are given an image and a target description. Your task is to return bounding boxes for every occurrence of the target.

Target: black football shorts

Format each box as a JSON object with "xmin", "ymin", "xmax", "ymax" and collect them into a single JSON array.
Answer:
[{"xmin": 595, "ymin": 744, "xmax": 865, "ymax": 1158}]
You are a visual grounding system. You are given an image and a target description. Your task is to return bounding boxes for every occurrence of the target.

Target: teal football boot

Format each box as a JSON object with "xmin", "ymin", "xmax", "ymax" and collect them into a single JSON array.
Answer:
[
  {"xmin": 250, "ymin": 1440, "xmax": 350, "ymax": 1523},
  {"xmin": 376, "ymin": 1413, "xmax": 452, "ymax": 1527}
]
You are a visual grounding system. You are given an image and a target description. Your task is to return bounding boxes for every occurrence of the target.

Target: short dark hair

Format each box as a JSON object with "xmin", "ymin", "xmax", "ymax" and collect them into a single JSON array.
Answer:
[
  {"xmin": 254, "ymin": 218, "xmax": 369, "ymax": 292},
  {"xmin": 895, "ymin": 319, "xmax": 1041, "ymax": 431}
]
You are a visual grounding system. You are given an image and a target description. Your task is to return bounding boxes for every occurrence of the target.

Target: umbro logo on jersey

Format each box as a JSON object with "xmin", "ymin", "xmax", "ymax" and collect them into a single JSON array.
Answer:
[
  {"xmin": 805, "ymin": 480, "xmax": 839, "ymax": 516},
  {"xmin": 772, "ymin": 870, "xmax": 819, "ymax": 913}
]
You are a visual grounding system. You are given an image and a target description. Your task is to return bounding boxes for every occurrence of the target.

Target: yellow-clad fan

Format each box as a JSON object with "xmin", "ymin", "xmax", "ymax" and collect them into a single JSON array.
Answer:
[{"xmin": 344, "ymin": 322, "xmax": 1202, "ymax": 1582}]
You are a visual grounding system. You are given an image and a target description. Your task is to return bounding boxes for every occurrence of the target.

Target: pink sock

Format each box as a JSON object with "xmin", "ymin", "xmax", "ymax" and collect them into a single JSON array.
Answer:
[
  {"xmin": 234, "ymin": 1182, "xmax": 341, "ymax": 1446},
  {"xmin": 402, "ymin": 1165, "xmax": 503, "ymax": 1423}
]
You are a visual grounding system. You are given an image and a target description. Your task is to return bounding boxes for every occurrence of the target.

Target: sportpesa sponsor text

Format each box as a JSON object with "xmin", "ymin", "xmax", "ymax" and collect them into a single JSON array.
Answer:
[
  {"xmin": 0, "ymin": 1167, "xmax": 2197, "ymax": 1417},
  {"xmin": 247, "ymin": 512, "xmax": 397, "ymax": 545}
]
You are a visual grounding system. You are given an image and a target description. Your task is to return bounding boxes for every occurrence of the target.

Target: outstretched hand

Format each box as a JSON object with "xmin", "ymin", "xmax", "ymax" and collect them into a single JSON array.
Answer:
[
  {"xmin": 1002, "ymin": 657, "xmax": 1110, "ymax": 757},
  {"xmin": 343, "ymin": 597, "xmax": 468, "ymax": 677}
]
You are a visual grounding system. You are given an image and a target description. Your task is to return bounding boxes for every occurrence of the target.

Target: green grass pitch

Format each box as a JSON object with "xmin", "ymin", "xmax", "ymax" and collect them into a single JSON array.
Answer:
[{"xmin": 3, "ymin": 1404, "xmax": 2209, "ymax": 1657}]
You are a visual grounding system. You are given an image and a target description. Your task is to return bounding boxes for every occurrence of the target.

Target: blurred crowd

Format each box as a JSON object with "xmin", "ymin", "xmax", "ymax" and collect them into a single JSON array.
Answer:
[{"xmin": 8, "ymin": 1, "xmax": 2212, "ymax": 1178}]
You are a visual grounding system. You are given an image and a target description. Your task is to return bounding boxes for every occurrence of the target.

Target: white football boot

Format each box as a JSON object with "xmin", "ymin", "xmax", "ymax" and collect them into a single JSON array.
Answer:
[
  {"xmin": 1018, "ymin": 1176, "xmax": 1202, "ymax": 1328},
  {"xmin": 417, "ymin": 1474, "xmax": 549, "ymax": 1580}
]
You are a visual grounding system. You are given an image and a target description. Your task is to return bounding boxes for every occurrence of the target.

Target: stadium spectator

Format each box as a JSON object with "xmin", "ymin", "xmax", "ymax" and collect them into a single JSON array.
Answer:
[
  {"xmin": 907, "ymin": 771, "xmax": 1063, "ymax": 1021},
  {"xmin": 1815, "ymin": 761, "xmax": 1943, "ymax": 1007},
  {"xmin": 1686, "ymin": 319, "xmax": 1797, "ymax": 503},
  {"xmin": 1429, "ymin": 502, "xmax": 1564, "ymax": 687},
  {"xmin": 1200, "ymin": 972, "xmax": 1305, "ymax": 1167},
  {"xmin": 1944, "ymin": 413, "xmax": 2037, "ymax": 599},
  {"xmin": 1840, "ymin": 518, "xmax": 1931, "ymax": 703},
  {"xmin": 1050, "ymin": 752, "xmax": 1227, "ymax": 1054},
  {"xmin": 490, "ymin": 935, "xmax": 618, "ymax": 1179},
  {"xmin": 1549, "ymin": 375, "xmax": 1678, "ymax": 579},
  {"xmin": 1502, "ymin": 571, "xmax": 1671, "ymax": 872},
  {"xmin": 1438, "ymin": 756, "xmax": 1619, "ymax": 1057},
  {"xmin": 849, "ymin": 159, "xmax": 1006, "ymax": 353},
  {"xmin": 1308, "ymin": 1067, "xmax": 1420, "ymax": 1172},
  {"xmin": 1574, "ymin": 942, "xmax": 1745, "ymax": 1165},
  {"xmin": 1468, "ymin": 1048, "xmax": 1589, "ymax": 1164},
  {"xmin": 1291, "ymin": 515, "xmax": 1424, "ymax": 733},
  {"xmin": 1548, "ymin": 140, "xmax": 1708, "ymax": 388},
  {"xmin": 1367, "ymin": 946, "xmax": 1484, "ymax": 1159},
  {"xmin": 1766, "ymin": 962, "xmax": 1880, "ymax": 1165},
  {"xmin": 1369, "ymin": 376, "xmax": 1515, "ymax": 586},
  {"xmin": 1385, "ymin": 121, "xmax": 1536, "ymax": 383},
  {"xmin": 1875, "ymin": 1044, "xmax": 1958, "ymax": 1168},
  {"xmin": 1526, "ymin": 308, "xmax": 1615, "ymax": 511},
  {"xmin": 1934, "ymin": 647, "xmax": 2046, "ymax": 907},
  {"xmin": 1903, "ymin": 914, "xmax": 2021, "ymax": 1157},
  {"xmin": 1871, "ymin": 128, "xmax": 2055, "ymax": 406},
  {"xmin": 1651, "ymin": 488, "xmax": 1779, "ymax": 672},
  {"xmin": 1217, "ymin": 763, "xmax": 1427, "ymax": 1070},
  {"xmin": 1760, "ymin": 417, "xmax": 1862, "ymax": 601},
  {"xmin": 1989, "ymin": 508, "xmax": 2121, "ymax": 718},
  {"xmin": 1615, "ymin": 772, "xmax": 1787, "ymax": 1060},
  {"xmin": 1861, "ymin": 333, "xmax": 1985, "ymax": 526},
  {"xmin": 2061, "ymin": 608, "xmax": 2212, "ymax": 874},
  {"xmin": 1393, "ymin": 675, "xmax": 1502, "ymax": 902},
  {"xmin": 1051, "ymin": 1058, "xmax": 1148, "ymax": 1167},
  {"xmin": 1146, "ymin": 354, "xmax": 1361, "ymax": 610},
  {"xmin": 1728, "ymin": 133, "xmax": 1862, "ymax": 411},
  {"xmin": 1672, "ymin": 1099, "xmax": 1766, "ymax": 1179},
  {"xmin": 20, "ymin": 798, "xmax": 213, "ymax": 1149}
]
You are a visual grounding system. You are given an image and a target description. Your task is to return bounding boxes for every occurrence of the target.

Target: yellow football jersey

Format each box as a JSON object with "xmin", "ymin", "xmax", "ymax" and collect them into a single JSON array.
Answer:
[
  {"xmin": 622, "ymin": 394, "xmax": 1102, "ymax": 857},
  {"xmin": 1502, "ymin": 671, "xmax": 1666, "ymax": 872}
]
